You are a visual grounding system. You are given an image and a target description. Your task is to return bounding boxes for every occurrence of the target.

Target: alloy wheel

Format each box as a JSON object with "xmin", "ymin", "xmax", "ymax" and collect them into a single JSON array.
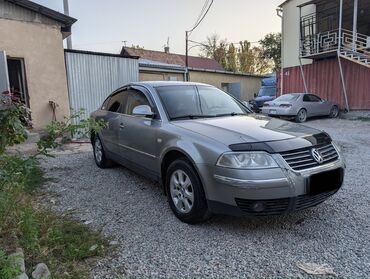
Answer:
[
  {"xmin": 170, "ymin": 170, "xmax": 194, "ymax": 213},
  {"xmin": 94, "ymin": 138, "xmax": 103, "ymax": 163},
  {"xmin": 330, "ymin": 106, "xmax": 339, "ymax": 118},
  {"xmin": 298, "ymin": 109, "xmax": 307, "ymax": 122}
]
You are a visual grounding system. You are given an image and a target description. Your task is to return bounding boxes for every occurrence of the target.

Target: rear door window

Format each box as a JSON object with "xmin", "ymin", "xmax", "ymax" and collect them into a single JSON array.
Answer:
[
  {"xmin": 101, "ymin": 97, "xmax": 110, "ymax": 110},
  {"xmin": 106, "ymin": 90, "xmax": 127, "ymax": 112}
]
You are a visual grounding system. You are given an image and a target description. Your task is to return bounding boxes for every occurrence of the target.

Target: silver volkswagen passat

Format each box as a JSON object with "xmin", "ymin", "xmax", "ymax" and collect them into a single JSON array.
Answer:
[{"xmin": 91, "ymin": 82, "xmax": 345, "ymax": 223}]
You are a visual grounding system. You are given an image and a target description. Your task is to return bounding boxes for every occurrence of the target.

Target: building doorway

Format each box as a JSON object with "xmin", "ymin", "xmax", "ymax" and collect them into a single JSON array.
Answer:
[{"xmin": 7, "ymin": 58, "xmax": 29, "ymax": 107}]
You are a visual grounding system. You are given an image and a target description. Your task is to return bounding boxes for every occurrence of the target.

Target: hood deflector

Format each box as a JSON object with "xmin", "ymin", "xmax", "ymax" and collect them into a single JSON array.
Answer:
[{"xmin": 229, "ymin": 132, "xmax": 332, "ymax": 153}]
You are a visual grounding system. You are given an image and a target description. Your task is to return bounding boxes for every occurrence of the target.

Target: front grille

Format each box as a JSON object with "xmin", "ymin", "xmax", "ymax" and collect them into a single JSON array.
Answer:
[
  {"xmin": 280, "ymin": 143, "xmax": 338, "ymax": 171},
  {"xmin": 235, "ymin": 190, "xmax": 337, "ymax": 215},
  {"xmin": 295, "ymin": 191, "xmax": 335, "ymax": 211}
]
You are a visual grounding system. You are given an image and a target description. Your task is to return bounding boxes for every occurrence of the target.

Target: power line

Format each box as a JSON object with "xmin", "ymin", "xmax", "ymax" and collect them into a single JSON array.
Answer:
[
  {"xmin": 190, "ymin": 0, "xmax": 209, "ymax": 34},
  {"xmin": 185, "ymin": 0, "xmax": 214, "ymax": 81},
  {"xmin": 189, "ymin": 0, "xmax": 214, "ymax": 33},
  {"xmin": 188, "ymin": 39, "xmax": 260, "ymax": 49}
]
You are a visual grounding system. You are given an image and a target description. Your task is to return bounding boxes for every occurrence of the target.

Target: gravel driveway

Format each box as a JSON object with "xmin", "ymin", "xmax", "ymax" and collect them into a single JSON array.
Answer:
[{"xmin": 41, "ymin": 118, "xmax": 370, "ymax": 278}]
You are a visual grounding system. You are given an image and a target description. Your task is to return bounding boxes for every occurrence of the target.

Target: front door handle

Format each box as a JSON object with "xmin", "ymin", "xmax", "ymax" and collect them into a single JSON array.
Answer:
[{"xmin": 119, "ymin": 123, "xmax": 125, "ymax": 129}]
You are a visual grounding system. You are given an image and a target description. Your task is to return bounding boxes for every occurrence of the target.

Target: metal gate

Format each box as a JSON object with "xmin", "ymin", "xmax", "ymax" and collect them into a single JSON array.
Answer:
[{"xmin": 65, "ymin": 50, "xmax": 139, "ymax": 120}]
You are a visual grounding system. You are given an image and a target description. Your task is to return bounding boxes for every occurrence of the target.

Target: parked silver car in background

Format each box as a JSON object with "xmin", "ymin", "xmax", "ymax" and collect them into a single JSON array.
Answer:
[
  {"xmin": 91, "ymin": 82, "xmax": 345, "ymax": 223},
  {"xmin": 261, "ymin": 93, "xmax": 340, "ymax": 122}
]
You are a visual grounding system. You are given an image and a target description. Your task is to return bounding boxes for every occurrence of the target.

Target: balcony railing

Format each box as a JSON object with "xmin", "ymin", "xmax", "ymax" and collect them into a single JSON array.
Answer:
[{"xmin": 300, "ymin": 28, "xmax": 370, "ymax": 58}]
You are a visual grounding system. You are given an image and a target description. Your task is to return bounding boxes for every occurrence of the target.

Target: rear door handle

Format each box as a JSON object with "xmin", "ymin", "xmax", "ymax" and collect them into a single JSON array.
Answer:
[{"xmin": 119, "ymin": 123, "xmax": 125, "ymax": 129}]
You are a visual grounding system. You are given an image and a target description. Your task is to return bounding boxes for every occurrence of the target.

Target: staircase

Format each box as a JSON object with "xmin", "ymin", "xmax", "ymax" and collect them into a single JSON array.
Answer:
[
  {"xmin": 339, "ymin": 48, "xmax": 370, "ymax": 68},
  {"xmin": 339, "ymin": 29, "xmax": 370, "ymax": 68}
]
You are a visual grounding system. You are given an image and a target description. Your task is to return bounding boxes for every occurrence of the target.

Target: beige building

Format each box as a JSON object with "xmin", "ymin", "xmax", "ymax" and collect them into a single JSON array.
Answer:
[
  {"xmin": 138, "ymin": 59, "xmax": 186, "ymax": 82},
  {"xmin": 0, "ymin": 0, "xmax": 76, "ymax": 129},
  {"xmin": 122, "ymin": 47, "xmax": 265, "ymax": 101},
  {"xmin": 189, "ymin": 69, "xmax": 263, "ymax": 101}
]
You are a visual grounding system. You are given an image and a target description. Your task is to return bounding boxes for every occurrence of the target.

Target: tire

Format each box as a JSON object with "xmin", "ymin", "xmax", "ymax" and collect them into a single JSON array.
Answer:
[
  {"xmin": 295, "ymin": 108, "xmax": 307, "ymax": 123},
  {"xmin": 93, "ymin": 136, "xmax": 114, "ymax": 168},
  {"xmin": 165, "ymin": 158, "xmax": 211, "ymax": 224},
  {"xmin": 329, "ymin": 105, "xmax": 339, "ymax": 118}
]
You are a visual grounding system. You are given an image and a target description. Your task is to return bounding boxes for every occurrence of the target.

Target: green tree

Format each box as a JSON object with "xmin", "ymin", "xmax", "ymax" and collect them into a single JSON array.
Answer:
[
  {"xmin": 259, "ymin": 32, "xmax": 282, "ymax": 71},
  {"xmin": 200, "ymin": 33, "xmax": 278, "ymax": 74},
  {"xmin": 200, "ymin": 34, "xmax": 228, "ymax": 69},
  {"xmin": 226, "ymin": 43, "xmax": 238, "ymax": 72},
  {"xmin": 238, "ymin": 40, "xmax": 255, "ymax": 73}
]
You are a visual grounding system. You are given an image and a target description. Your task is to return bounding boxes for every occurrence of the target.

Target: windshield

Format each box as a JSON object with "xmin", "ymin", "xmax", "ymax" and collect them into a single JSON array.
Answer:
[
  {"xmin": 156, "ymin": 85, "xmax": 247, "ymax": 120},
  {"xmin": 258, "ymin": 87, "xmax": 276, "ymax": 97},
  {"xmin": 275, "ymin": 94, "xmax": 300, "ymax": 101}
]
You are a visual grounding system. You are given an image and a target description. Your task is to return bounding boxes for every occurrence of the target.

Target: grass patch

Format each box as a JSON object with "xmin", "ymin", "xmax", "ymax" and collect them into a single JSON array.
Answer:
[
  {"xmin": 0, "ymin": 154, "xmax": 108, "ymax": 278},
  {"xmin": 358, "ymin": 116, "xmax": 370, "ymax": 122},
  {"xmin": 0, "ymin": 250, "xmax": 21, "ymax": 279}
]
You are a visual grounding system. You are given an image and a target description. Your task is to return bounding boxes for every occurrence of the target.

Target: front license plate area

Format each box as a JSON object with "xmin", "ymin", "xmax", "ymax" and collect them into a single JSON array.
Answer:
[{"xmin": 307, "ymin": 168, "xmax": 343, "ymax": 196}]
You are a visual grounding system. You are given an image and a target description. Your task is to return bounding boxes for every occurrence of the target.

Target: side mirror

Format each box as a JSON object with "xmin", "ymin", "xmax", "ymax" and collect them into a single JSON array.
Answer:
[
  {"xmin": 254, "ymin": 93, "xmax": 258, "ymax": 98},
  {"xmin": 132, "ymin": 105, "xmax": 155, "ymax": 118}
]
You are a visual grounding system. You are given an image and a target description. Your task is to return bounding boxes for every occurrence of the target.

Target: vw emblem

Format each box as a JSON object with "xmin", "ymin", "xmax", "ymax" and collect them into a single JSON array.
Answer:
[{"xmin": 311, "ymin": 148, "xmax": 324, "ymax": 163}]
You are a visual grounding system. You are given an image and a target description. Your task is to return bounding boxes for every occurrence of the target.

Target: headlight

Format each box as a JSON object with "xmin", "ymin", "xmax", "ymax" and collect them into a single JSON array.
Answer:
[{"xmin": 216, "ymin": 152, "xmax": 279, "ymax": 169}]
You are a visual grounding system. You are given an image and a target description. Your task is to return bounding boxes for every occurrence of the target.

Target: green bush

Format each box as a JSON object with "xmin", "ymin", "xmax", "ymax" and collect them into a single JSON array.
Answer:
[
  {"xmin": 0, "ymin": 250, "xmax": 21, "ymax": 279},
  {"xmin": 18, "ymin": 206, "xmax": 40, "ymax": 252},
  {"xmin": 0, "ymin": 104, "xmax": 108, "ymax": 278},
  {"xmin": 0, "ymin": 104, "xmax": 28, "ymax": 153}
]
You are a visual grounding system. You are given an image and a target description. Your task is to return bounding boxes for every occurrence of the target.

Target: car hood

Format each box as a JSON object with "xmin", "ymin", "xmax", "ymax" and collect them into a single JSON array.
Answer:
[{"xmin": 172, "ymin": 115, "xmax": 328, "ymax": 152}]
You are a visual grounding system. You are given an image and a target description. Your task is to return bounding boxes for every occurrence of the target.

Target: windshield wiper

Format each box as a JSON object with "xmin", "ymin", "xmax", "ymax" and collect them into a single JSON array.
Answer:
[
  {"xmin": 170, "ymin": 114, "xmax": 217, "ymax": 121},
  {"xmin": 215, "ymin": 112, "xmax": 247, "ymax": 117}
]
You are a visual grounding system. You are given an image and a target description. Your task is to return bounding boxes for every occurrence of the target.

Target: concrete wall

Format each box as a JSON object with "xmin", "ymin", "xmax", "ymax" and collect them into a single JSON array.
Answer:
[
  {"xmin": 281, "ymin": 0, "xmax": 314, "ymax": 68},
  {"xmin": 140, "ymin": 70, "xmax": 185, "ymax": 81},
  {"xmin": 0, "ymin": 18, "xmax": 69, "ymax": 129},
  {"xmin": 189, "ymin": 70, "xmax": 262, "ymax": 101}
]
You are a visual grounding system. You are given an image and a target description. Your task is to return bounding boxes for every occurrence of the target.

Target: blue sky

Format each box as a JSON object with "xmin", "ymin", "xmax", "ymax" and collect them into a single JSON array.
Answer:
[{"xmin": 33, "ymin": 0, "xmax": 282, "ymax": 55}]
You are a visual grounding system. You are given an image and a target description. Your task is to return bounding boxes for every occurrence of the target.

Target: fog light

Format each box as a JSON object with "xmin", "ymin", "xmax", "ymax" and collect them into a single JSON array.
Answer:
[{"xmin": 251, "ymin": 202, "xmax": 265, "ymax": 212}]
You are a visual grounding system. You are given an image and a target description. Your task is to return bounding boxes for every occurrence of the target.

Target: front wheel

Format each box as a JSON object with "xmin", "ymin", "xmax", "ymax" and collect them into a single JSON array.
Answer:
[
  {"xmin": 295, "ymin": 108, "xmax": 307, "ymax": 123},
  {"xmin": 166, "ymin": 159, "xmax": 210, "ymax": 224},
  {"xmin": 329, "ymin": 105, "xmax": 339, "ymax": 118}
]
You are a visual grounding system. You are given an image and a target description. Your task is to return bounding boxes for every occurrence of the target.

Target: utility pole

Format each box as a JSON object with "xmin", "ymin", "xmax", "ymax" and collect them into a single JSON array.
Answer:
[
  {"xmin": 184, "ymin": 0, "xmax": 213, "ymax": 82},
  {"xmin": 185, "ymin": 31, "xmax": 189, "ymax": 81},
  {"xmin": 63, "ymin": 0, "xmax": 72, "ymax": 49}
]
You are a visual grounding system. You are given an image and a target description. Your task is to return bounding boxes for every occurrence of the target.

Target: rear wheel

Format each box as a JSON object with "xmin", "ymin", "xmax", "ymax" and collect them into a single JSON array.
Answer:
[
  {"xmin": 329, "ymin": 105, "xmax": 339, "ymax": 118},
  {"xmin": 166, "ymin": 158, "xmax": 210, "ymax": 224},
  {"xmin": 93, "ymin": 136, "xmax": 114, "ymax": 168},
  {"xmin": 295, "ymin": 108, "xmax": 307, "ymax": 123}
]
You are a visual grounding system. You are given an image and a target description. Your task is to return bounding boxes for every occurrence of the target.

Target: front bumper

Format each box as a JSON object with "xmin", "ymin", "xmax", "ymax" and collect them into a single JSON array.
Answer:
[{"xmin": 197, "ymin": 155, "xmax": 345, "ymax": 216}]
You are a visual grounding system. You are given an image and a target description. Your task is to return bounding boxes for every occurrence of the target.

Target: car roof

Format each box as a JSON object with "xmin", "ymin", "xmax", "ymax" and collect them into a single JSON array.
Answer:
[
  {"xmin": 131, "ymin": 81, "xmax": 212, "ymax": 88},
  {"xmin": 111, "ymin": 81, "xmax": 214, "ymax": 94}
]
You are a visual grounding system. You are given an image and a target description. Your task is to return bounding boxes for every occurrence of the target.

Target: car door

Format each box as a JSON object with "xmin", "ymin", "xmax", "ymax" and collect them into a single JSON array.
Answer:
[
  {"xmin": 313, "ymin": 94, "xmax": 332, "ymax": 115},
  {"xmin": 308, "ymin": 94, "xmax": 327, "ymax": 115},
  {"xmin": 302, "ymin": 94, "xmax": 315, "ymax": 116},
  {"xmin": 118, "ymin": 86, "xmax": 161, "ymax": 175},
  {"xmin": 99, "ymin": 90, "xmax": 127, "ymax": 154}
]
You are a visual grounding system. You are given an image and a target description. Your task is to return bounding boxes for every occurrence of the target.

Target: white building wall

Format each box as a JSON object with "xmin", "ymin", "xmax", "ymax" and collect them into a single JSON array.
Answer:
[{"xmin": 281, "ymin": 0, "xmax": 315, "ymax": 68}]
